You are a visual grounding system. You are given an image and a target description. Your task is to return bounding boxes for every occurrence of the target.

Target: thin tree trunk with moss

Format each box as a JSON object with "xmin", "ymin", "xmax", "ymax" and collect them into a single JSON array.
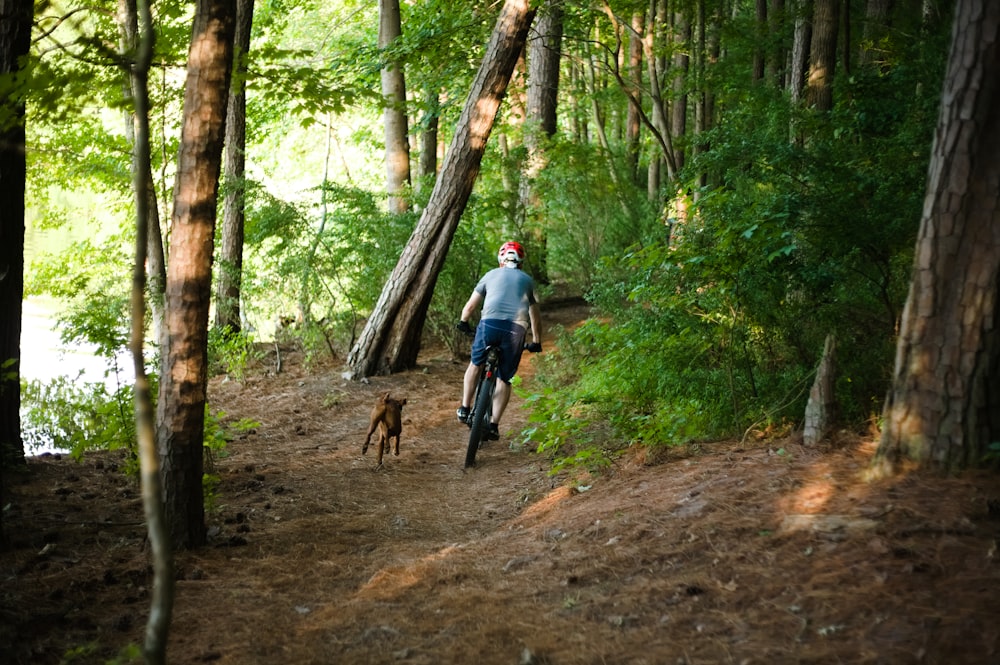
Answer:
[{"xmin": 125, "ymin": 0, "xmax": 174, "ymax": 659}]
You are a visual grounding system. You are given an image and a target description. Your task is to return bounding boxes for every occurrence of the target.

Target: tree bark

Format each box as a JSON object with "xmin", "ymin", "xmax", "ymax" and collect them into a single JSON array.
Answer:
[
  {"xmin": 347, "ymin": 0, "xmax": 536, "ymax": 378},
  {"xmin": 526, "ymin": 1, "xmax": 562, "ymax": 140},
  {"xmin": 157, "ymin": 0, "xmax": 236, "ymax": 549},
  {"xmin": 215, "ymin": 0, "xmax": 254, "ymax": 334},
  {"xmin": 380, "ymin": 0, "xmax": 411, "ymax": 215},
  {"xmin": 806, "ymin": 0, "xmax": 839, "ymax": 111},
  {"xmin": 876, "ymin": 0, "xmax": 1000, "ymax": 472},
  {"xmin": 789, "ymin": 0, "xmax": 812, "ymax": 104},
  {"xmin": 0, "ymin": 0, "xmax": 32, "ymax": 539}
]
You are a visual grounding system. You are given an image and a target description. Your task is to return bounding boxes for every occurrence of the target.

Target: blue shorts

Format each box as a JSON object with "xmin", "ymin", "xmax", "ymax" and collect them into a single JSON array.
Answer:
[{"xmin": 471, "ymin": 319, "xmax": 527, "ymax": 383}]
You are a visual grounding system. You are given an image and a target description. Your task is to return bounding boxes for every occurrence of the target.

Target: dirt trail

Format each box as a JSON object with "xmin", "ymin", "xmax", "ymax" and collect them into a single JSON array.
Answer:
[{"xmin": 3, "ymin": 303, "xmax": 1000, "ymax": 664}]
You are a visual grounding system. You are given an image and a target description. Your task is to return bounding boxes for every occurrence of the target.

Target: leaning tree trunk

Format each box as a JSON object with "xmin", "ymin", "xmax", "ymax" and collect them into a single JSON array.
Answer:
[
  {"xmin": 157, "ymin": 0, "xmax": 236, "ymax": 549},
  {"xmin": 875, "ymin": 0, "xmax": 1000, "ymax": 473},
  {"xmin": 347, "ymin": 0, "xmax": 536, "ymax": 378},
  {"xmin": 215, "ymin": 0, "xmax": 254, "ymax": 334}
]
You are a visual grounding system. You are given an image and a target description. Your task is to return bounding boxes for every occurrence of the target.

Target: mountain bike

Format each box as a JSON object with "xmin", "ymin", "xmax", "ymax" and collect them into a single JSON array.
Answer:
[{"xmin": 464, "ymin": 342, "xmax": 503, "ymax": 468}]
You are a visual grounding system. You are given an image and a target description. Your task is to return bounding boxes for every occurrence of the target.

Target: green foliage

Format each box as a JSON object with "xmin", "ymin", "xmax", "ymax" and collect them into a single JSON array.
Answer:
[
  {"xmin": 208, "ymin": 328, "xmax": 262, "ymax": 382},
  {"xmin": 242, "ymin": 181, "xmax": 414, "ymax": 356},
  {"xmin": 21, "ymin": 376, "xmax": 137, "ymax": 465}
]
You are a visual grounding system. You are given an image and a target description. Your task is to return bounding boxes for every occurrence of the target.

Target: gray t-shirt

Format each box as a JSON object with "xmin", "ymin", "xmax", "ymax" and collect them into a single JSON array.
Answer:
[{"xmin": 475, "ymin": 267, "xmax": 537, "ymax": 329}]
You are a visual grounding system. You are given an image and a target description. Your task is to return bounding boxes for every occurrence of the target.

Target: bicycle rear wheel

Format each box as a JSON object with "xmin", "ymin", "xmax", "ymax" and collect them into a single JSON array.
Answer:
[{"xmin": 465, "ymin": 374, "xmax": 495, "ymax": 468}]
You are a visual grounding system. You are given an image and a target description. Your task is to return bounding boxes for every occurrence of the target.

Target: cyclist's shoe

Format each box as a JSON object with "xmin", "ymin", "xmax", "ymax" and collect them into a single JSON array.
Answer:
[
  {"xmin": 456, "ymin": 406, "xmax": 471, "ymax": 424},
  {"xmin": 486, "ymin": 423, "xmax": 500, "ymax": 441}
]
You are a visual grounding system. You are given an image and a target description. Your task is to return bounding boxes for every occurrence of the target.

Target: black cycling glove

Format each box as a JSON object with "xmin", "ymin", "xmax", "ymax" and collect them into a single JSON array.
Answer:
[
  {"xmin": 456, "ymin": 320, "xmax": 474, "ymax": 336},
  {"xmin": 525, "ymin": 342, "xmax": 542, "ymax": 353}
]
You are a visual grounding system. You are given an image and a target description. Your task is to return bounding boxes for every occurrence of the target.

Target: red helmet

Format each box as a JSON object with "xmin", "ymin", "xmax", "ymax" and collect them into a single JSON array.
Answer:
[{"xmin": 497, "ymin": 241, "xmax": 525, "ymax": 267}]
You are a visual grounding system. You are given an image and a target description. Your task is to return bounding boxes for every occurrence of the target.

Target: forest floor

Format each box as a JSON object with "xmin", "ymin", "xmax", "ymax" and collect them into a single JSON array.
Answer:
[{"xmin": 3, "ymin": 302, "xmax": 1000, "ymax": 665}]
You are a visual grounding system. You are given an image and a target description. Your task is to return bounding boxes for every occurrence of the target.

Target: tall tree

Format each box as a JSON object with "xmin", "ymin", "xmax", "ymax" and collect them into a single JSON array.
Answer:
[
  {"xmin": 875, "ymin": 0, "xmax": 999, "ymax": 472},
  {"xmin": 0, "ymin": 0, "xmax": 32, "ymax": 541},
  {"xmin": 380, "ymin": 0, "xmax": 411, "ymax": 215},
  {"xmin": 215, "ymin": 0, "xmax": 255, "ymax": 334},
  {"xmin": 347, "ymin": 0, "xmax": 536, "ymax": 378},
  {"xmin": 805, "ymin": 0, "xmax": 839, "ymax": 111},
  {"xmin": 157, "ymin": 0, "xmax": 236, "ymax": 548},
  {"xmin": 789, "ymin": 0, "xmax": 812, "ymax": 103}
]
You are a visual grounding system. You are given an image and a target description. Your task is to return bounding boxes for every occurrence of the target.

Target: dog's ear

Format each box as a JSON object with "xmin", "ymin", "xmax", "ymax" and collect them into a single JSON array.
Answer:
[
  {"xmin": 400, "ymin": 398, "xmax": 407, "ymax": 407},
  {"xmin": 381, "ymin": 391, "xmax": 390, "ymax": 401}
]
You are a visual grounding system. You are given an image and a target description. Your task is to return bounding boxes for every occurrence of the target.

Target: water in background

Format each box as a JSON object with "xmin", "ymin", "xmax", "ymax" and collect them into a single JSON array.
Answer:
[{"xmin": 21, "ymin": 212, "xmax": 131, "ymax": 455}]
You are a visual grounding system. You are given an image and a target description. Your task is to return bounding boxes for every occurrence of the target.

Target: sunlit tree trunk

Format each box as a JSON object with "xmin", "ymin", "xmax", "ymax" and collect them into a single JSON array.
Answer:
[
  {"xmin": 215, "ymin": 0, "xmax": 254, "ymax": 334},
  {"xmin": 380, "ymin": 0, "xmax": 411, "ymax": 215},
  {"xmin": 806, "ymin": 0, "xmax": 838, "ymax": 111},
  {"xmin": 875, "ymin": 0, "xmax": 1000, "ymax": 473},
  {"xmin": 0, "ymin": 0, "xmax": 32, "ymax": 519},
  {"xmin": 157, "ymin": 0, "xmax": 236, "ymax": 548},
  {"xmin": 347, "ymin": 0, "xmax": 536, "ymax": 378}
]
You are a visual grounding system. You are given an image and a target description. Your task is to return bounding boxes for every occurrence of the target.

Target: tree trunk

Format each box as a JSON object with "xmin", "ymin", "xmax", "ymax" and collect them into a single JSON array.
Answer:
[
  {"xmin": 0, "ymin": 0, "xmax": 32, "ymax": 538},
  {"xmin": 789, "ymin": 0, "xmax": 812, "ymax": 104},
  {"xmin": 124, "ymin": 0, "xmax": 175, "ymax": 659},
  {"xmin": 753, "ymin": 0, "xmax": 767, "ymax": 82},
  {"xmin": 347, "ymin": 0, "xmax": 536, "ymax": 378},
  {"xmin": 215, "ymin": 0, "xmax": 254, "ymax": 334},
  {"xmin": 417, "ymin": 84, "xmax": 439, "ymax": 193},
  {"xmin": 803, "ymin": 334, "xmax": 837, "ymax": 445},
  {"xmin": 806, "ymin": 0, "xmax": 839, "ymax": 111},
  {"xmin": 670, "ymin": 10, "xmax": 690, "ymax": 174},
  {"xmin": 380, "ymin": 0, "xmax": 411, "ymax": 215},
  {"xmin": 625, "ymin": 11, "xmax": 643, "ymax": 181},
  {"xmin": 858, "ymin": 0, "xmax": 893, "ymax": 67},
  {"xmin": 157, "ymin": 0, "xmax": 236, "ymax": 549},
  {"xmin": 526, "ymin": 1, "xmax": 562, "ymax": 140},
  {"xmin": 118, "ymin": 0, "xmax": 167, "ymax": 342},
  {"xmin": 520, "ymin": 0, "xmax": 563, "ymax": 281},
  {"xmin": 875, "ymin": 0, "xmax": 1000, "ymax": 472}
]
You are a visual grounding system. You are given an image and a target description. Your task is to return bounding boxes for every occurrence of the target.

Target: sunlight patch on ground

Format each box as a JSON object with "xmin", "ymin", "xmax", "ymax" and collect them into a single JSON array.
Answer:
[{"xmin": 354, "ymin": 543, "xmax": 464, "ymax": 600}]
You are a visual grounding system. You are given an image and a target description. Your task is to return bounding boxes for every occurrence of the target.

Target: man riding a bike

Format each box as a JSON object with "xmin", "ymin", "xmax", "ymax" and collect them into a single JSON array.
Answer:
[{"xmin": 456, "ymin": 241, "xmax": 542, "ymax": 440}]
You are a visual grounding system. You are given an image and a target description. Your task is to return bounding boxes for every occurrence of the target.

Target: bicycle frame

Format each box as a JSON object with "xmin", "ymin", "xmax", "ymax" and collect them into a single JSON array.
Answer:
[{"xmin": 465, "ymin": 344, "xmax": 501, "ymax": 468}]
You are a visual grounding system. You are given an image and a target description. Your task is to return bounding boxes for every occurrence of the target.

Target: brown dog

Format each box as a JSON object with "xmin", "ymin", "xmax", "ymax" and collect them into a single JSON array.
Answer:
[{"xmin": 362, "ymin": 392, "xmax": 407, "ymax": 468}]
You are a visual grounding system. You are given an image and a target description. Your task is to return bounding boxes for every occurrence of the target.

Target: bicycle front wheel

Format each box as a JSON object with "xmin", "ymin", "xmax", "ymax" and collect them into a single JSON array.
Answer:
[{"xmin": 465, "ymin": 375, "xmax": 495, "ymax": 468}]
